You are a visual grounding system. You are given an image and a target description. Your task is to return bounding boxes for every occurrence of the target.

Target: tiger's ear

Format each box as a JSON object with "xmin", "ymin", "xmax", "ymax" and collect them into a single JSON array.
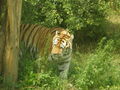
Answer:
[
  {"xmin": 69, "ymin": 34, "xmax": 74, "ymax": 43},
  {"xmin": 55, "ymin": 31, "xmax": 60, "ymax": 35},
  {"xmin": 71, "ymin": 34, "xmax": 74, "ymax": 40}
]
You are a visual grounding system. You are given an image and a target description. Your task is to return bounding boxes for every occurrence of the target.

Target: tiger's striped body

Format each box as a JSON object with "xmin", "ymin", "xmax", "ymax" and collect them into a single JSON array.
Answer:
[{"xmin": 20, "ymin": 24, "xmax": 73, "ymax": 79}]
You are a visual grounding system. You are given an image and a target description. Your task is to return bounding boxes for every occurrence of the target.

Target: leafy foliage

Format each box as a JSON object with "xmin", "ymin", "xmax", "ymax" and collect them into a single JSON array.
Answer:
[
  {"xmin": 109, "ymin": 0, "xmax": 120, "ymax": 11},
  {"xmin": 22, "ymin": 0, "xmax": 107, "ymax": 31}
]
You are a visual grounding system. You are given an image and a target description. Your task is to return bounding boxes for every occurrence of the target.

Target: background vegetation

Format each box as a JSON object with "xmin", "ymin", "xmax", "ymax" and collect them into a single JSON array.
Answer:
[{"xmin": 1, "ymin": 0, "xmax": 119, "ymax": 89}]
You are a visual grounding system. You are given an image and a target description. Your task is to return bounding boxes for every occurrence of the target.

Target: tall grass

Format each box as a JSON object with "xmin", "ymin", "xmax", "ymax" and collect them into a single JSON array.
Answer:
[{"xmin": 73, "ymin": 38, "xmax": 120, "ymax": 89}]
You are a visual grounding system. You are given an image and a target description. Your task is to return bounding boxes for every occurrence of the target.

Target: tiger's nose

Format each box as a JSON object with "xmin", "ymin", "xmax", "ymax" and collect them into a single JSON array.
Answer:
[
  {"xmin": 52, "ymin": 53, "xmax": 62, "ymax": 57},
  {"xmin": 52, "ymin": 53, "xmax": 59, "ymax": 56}
]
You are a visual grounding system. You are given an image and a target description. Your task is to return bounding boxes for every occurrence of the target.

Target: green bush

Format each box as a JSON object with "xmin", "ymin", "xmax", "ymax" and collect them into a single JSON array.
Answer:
[
  {"xmin": 22, "ymin": 0, "xmax": 107, "ymax": 31},
  {"xmin": 109, "ymin": 0, "xmax": 120, "ymax": 11}
]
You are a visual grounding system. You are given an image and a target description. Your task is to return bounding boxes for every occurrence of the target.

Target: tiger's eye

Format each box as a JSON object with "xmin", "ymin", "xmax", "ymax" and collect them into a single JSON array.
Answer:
[
  {"xmin": 58, "ymin": 32, "xmax": 60, "ymax": 35},
  {"xmin": 62, "ymin": 40, "xmax": 65, "ymax": 43}
]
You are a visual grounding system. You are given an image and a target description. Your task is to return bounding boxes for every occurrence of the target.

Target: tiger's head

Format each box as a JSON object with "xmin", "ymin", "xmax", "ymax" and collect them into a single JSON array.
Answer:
[{"xmin": 51, "ymin": 30, "xmax": 74, "ymax": 54}]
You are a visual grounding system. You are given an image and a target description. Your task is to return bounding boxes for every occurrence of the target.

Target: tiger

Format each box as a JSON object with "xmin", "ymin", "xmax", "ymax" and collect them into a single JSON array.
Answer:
[{"xmin": 20, "ymin": 24, "xmax": 74, "ymax": 79}]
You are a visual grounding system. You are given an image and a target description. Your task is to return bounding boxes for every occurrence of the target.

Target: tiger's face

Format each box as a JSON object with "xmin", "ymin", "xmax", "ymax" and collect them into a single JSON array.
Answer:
[{"xmin": 51, "ymin": 30, "xmax": 74, "ymax": 54}]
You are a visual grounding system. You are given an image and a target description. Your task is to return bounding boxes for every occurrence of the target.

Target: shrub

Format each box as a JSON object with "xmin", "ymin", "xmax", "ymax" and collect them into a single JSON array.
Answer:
[{"xmin": 22, "ymin": 0, "xmax": 108, "ymax": 31}]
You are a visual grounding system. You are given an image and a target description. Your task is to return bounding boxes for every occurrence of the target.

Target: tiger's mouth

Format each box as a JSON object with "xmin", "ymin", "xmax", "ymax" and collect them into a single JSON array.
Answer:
[
  {"xmin": 51, "ymin": 46, "xmax": 63, "ymax": 54},
  {"xmin": 48, "ymin": 47, "xmax": 72, "ymax": 62}
]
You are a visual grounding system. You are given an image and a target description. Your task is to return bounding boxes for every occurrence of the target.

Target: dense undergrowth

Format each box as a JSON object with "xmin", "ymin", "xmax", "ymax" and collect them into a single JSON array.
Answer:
[{"xmin": 18, "ymin": 36, "xmax": 120, "ymax": 90}]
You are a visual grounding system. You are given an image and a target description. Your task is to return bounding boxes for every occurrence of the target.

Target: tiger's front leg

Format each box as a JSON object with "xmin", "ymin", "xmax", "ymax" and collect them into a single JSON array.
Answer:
[
  {"xmin": 58, "ymin": 59, "xmax": 71, "ymax": 79},
  {"xmin": 48, "ymin": 48, "xmax": 72, "ymax": 79},
  {"xmin": 58, "ymin": 48, "xmax": 72, "ymax": 79}
]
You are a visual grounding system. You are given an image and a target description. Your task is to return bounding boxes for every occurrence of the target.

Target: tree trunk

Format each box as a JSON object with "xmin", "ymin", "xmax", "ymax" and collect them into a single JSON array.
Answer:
[
  {"xmin": 3, "ymin": 0, "xmax": 22, "ymax": 87},
  {"xmin": 0, "ymin": 0, "xmax": 6, "ymax": 76},
  {"xmin": 0, "ymin": 32, "xmax": 5, "ymax": 75}
]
